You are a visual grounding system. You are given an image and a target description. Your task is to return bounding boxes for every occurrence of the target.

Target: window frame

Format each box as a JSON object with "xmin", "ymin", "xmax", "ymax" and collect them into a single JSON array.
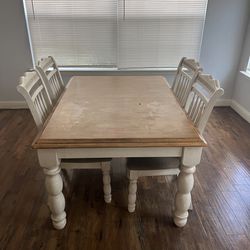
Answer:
[{"xmin": 246, "ymin": 57, "xmax": 250, "ymax": 73}]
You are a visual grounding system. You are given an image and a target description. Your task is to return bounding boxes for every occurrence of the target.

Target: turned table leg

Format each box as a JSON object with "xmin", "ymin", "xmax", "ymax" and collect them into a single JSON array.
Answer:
[
  {"xmin": 101, "ymin": 162, "xmax": 112, "ymax": 203},
  {"xmin": 174, "ymin": 147, "xmax": 202, "ymax": 227},
  {"xmin": 128, "ymin": 178, "xmax": 138, "ymax": 213},
  {"xmin": 44, "ymin": 167, "xmax": 66, "ymax": 229},
  {"xmin": 38, "ymin": 150, "xmax": 66, "ymax": 230}
]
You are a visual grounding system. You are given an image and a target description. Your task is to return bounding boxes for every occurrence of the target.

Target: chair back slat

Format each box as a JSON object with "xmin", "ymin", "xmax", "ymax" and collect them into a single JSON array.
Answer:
[
  {"xmin": 185, "ymin": 73, "xmax": 224, "ymax": 134},
  {"xmin": 37, "ymin": 93, "xmax": 48, "ymax": 120},
  {"xmin": 47, "ymin": 69, "xmax": 57, "ymax": 80},
  {"xmin": 188, "ymin": 93, "xmax": 206, "ymax": 125},
  {"xmin": 172, "ymin": 57, "xmax": 202, "ymax": 108},
  {"xmin": 36, "ymin": 56, "xmax": 64, "ymax": 104},
  {"xmin": 31, "ymin": 85, "xmax": 44, "ymax": 102},
  {"xmin": 17, "ymin": 71, "xmax": 52, "ymax": 130},
  {"xmin": 50, "ymin": 71, "xmax": 61, "ymax": 97},
  {"xmin": 175, "ymin": 71, "xmax": 192, "ymax": 106}
]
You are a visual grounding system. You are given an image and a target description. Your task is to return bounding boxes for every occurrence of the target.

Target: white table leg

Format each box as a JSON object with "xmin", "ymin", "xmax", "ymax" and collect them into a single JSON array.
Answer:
[
  {"xmin": 128, "ymin": 178, "xmax": 138, "ymax": 213},
  {"xmin": 101, "ymin": 162, "xmax": 112, "ymax": 203},
  {"xmin": 38, "ymin": 150, "xmax": 66, "ymax": 230},
  {"xmin": 174, "ymin": 147, "xmax": 202, "ymax": 227}
]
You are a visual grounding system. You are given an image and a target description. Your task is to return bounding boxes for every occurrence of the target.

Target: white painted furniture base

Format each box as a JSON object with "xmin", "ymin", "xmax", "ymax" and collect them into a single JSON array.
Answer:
[
  {"xmin": 61, "ymin": 160, "xmax": 112, "ymax": 203},
  {"xmin": 37, "ymin": 146, "xmax": 202, "ymax": 229},
  {"xmin": 126, "ymin": 158, "xmax": 180, "ymax": 213},
  {"xmin": 126, "ymin": 159, "xmax": 193, "ymax": 213}
]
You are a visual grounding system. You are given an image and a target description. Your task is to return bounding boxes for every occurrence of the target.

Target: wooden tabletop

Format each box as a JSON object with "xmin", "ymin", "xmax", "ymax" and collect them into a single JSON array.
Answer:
[{"xmin": 33, "ymin": 76, "xmax": 206, "ymax": 149}]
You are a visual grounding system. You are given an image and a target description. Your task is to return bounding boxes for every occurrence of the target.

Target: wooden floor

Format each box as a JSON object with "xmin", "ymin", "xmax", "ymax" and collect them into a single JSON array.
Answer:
[{"xmin": 0, "ymin": 107, "xmax": 250, "ymax": 250}]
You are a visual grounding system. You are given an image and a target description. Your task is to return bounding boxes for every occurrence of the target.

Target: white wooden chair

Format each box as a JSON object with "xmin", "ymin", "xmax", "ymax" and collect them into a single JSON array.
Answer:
[
  {"xmin": 126, "ymin": 73, "xmax": 224, "ymax": 213},
  {"xmin": 17, "ymin": 70, "xmax": 53, "ymax": 130},
  {"xmin": 35, "ymin": 56, "xmax": 65, "ymax": 104},
  {"xmin": 17, "ymin": 70, "xmax": 112, "ymax": 203},
  {"xmin": 172, "ymin": 57, "xmax": 202, "ymax": 108}
]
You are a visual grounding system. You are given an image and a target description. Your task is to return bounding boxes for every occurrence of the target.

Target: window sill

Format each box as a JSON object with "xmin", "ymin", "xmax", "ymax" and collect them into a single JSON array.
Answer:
[
  {"xmin": 57, "ymin": 67, "xmax": 177, "ymax": 72},
  {"xmin": 240, "ymin": 71, "xmax": 250, "ymax": 79}
]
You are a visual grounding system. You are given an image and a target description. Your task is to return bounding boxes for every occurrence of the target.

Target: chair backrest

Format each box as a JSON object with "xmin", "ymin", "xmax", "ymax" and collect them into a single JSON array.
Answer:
[
  {"xmin": 172, "ymin": 57, "xmax": 202, "ymax": 108},
  {"xmin": 185, "ymin": 73, "xmax": 224, "ymax": 134},
  {"xmin": 35, "ymin": 56, "xmax": 65, "ymax": 104},
  {"xmin": 17, "ymin": 70, "xmax": 52, "ymax": 130}
]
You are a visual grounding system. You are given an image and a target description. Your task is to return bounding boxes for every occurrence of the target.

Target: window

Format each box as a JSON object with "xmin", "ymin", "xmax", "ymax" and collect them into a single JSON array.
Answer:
[
  {"xmin": 24, "ymin": 0, "xmax": 117, "ymax": 67},
  {"xmin": 247, "ymin": 57, "xmax": 250, "ymax": 73},
  {"xmin": 24, "ymin": 0, "xmax": 208, "ymax": 69}
]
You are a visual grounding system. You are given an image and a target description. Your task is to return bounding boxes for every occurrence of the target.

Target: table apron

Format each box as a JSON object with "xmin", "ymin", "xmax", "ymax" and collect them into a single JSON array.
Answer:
[{"xmin": 38, "ymin": 147, "xmax": 183, "ymax": 162}]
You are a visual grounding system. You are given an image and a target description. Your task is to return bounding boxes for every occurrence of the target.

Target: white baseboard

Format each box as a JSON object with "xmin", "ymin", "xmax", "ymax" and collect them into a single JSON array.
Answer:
[
  {"xmin": 231, "ymin": 100, "xmax": 250, "ymax": 123},
  {"xmin": 216, "ymin": 98, "xmax": 232, "ymax": 107},
  {"xmin": 0, "ymin": 101, "xmax": 28, "ymax": 109},
  {"xmin": 213, "ymin": 98, "xmax": 250, "ymax": 123},
  {"xmin": 0, "ymin": 99, "xmax": 249, "ymax": 123}
]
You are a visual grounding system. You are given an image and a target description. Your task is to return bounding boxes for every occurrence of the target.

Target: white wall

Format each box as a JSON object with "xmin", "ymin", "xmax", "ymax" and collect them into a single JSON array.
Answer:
[
  {"xmin": 200, "ymin": 0, "xmax": 249, "ymax": 100},
  {"xmin": 0, "ymin": 0, "xmax": 32, "ymax": 103},
  {"xmin": 232, "ymin": 19, "xmax": 250, "ymax": 114},
  {"xmin": 0, "ymin": 0, "xmax": 249, "ymax": 104}
]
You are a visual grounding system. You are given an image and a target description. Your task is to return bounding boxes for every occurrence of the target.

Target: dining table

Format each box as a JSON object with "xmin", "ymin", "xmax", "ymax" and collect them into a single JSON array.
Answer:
[{"xmin": 32, "ymin": 75, "xmax": 206, "ymax": 229}]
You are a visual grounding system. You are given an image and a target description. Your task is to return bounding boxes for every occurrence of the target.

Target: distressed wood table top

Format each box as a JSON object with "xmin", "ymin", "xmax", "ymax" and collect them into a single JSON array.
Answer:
[{"xmin": 33, "ymin": 76, "xmax": 206, "ymax": 148}]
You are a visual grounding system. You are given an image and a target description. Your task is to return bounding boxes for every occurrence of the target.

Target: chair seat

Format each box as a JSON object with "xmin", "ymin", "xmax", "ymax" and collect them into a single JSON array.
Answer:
[
  {"xmin": 126, "ymin": 157, "xmax": 180, "ymax": 171},
  {"xmin": 126, "ymin": 157, "xmax": 181, "ymax": 212}
]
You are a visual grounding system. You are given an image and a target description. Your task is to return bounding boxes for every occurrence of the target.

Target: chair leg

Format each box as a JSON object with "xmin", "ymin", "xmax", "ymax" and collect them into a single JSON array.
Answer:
[
  {"xmin": 101, "ymin": 162, "xmax": 112, "ymax": 203},
  {"xmin": 60, "ymin": 169, "xmax": 71, "ymax": 195},
  {"xmin": 128, "ymin": 177, "xmax": 138, "ymax": 213},
  {"xmin": 189, "ymin": 198, "xmax": 193, "ymax": 210}
]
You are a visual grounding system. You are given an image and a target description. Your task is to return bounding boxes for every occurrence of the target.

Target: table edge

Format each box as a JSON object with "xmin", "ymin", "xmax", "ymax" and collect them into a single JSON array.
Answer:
[{"xmin": 32, "ymin": 138, "xmax": 207, "ymax": 149}]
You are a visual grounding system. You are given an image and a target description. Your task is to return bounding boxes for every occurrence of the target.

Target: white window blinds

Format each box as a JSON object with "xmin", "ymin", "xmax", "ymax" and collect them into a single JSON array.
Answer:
[
  {"xmin": 24, "ymin": 0, "xmax": 117, "ymax": 67},
  {"xmin": 118, "ymin": 0, "xmax": 208, "ymax": 68},
  {"xmin": 24, "ymin": 0, "xmax": 207, "ymax": 68}
]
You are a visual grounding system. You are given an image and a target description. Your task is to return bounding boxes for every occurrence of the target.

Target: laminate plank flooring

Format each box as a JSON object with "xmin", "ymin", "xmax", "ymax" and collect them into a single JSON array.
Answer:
[{"xmin": 0, "ymin": 107, "xmax": 249, "ymax": 250}]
